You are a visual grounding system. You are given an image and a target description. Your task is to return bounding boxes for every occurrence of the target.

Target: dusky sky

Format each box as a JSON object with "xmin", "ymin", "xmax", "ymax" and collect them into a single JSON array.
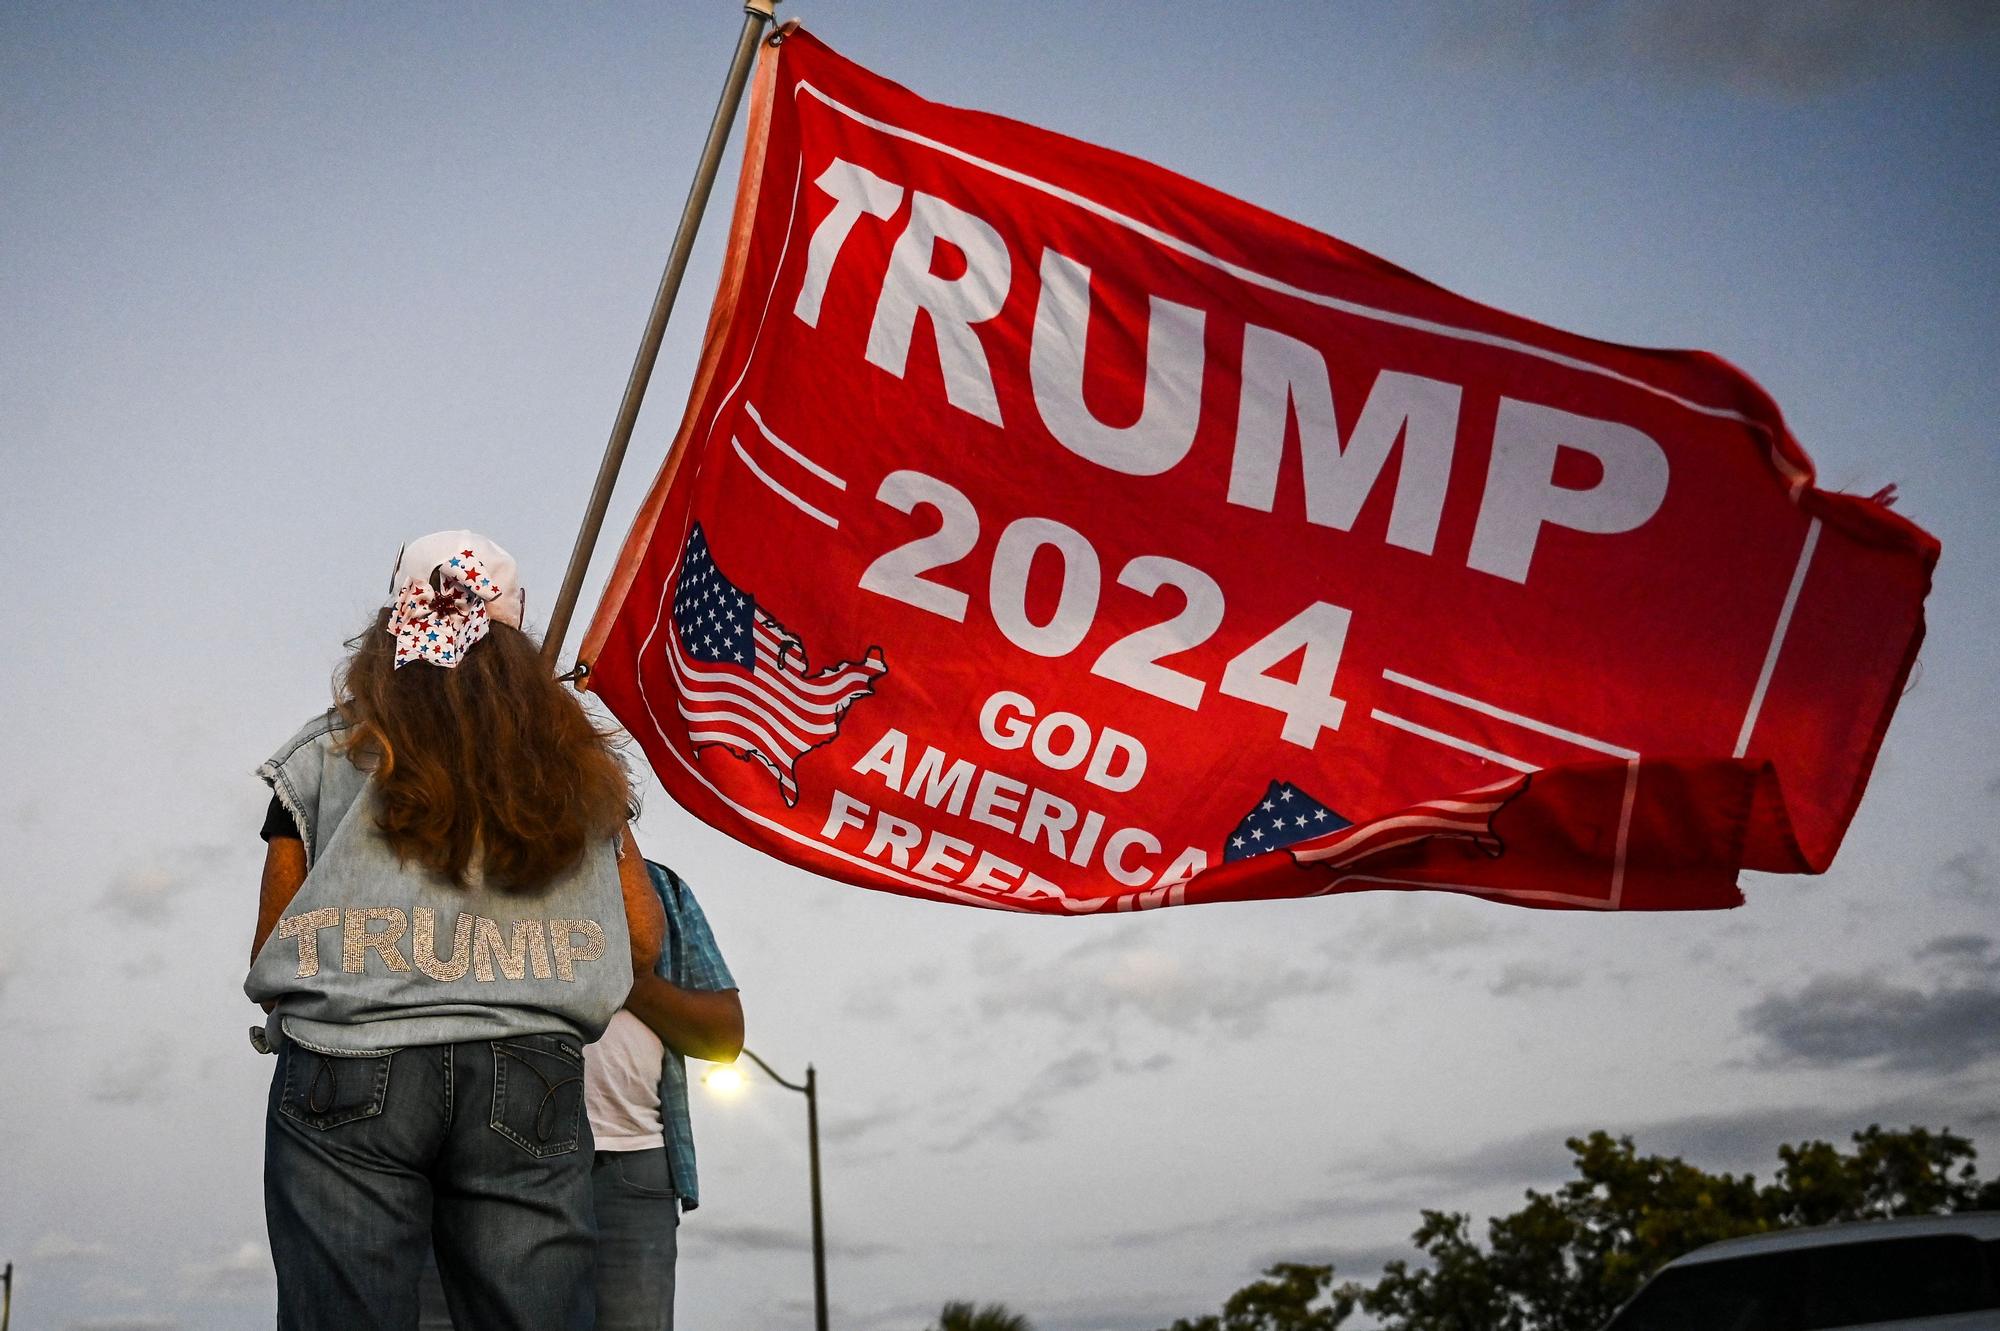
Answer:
[{"xmin": 2, "ymin": 3, "xmax": 1996, "ymax": 1328}]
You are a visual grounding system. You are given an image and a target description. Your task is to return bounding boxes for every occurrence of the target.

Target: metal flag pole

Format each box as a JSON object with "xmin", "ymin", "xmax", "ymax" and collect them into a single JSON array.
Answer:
[{"xmin": 542, "ymin": 0, "xmax": 779, "ymax": 666}]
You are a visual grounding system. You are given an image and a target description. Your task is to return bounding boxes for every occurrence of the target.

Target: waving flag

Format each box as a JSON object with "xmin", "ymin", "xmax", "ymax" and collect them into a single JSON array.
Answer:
[{"xmin": 580, "ymin": 26, "xmax": 1937, "ymax": 915}]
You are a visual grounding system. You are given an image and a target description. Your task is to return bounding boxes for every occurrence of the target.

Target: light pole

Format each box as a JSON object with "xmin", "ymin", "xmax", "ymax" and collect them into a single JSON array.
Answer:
[{"xmin": 709, "ymin": 1050, "xmax": 827, "ymax": 1331}]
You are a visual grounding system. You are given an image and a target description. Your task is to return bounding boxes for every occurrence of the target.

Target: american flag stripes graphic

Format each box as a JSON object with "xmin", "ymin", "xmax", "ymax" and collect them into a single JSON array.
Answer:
[
  {"xmin": 663, "ymin": 524, "xmax": 886, "ymax": 805},
  {"xmin": 1228, "ymin": 778, "xmax": 1521, "ymax": 872}
]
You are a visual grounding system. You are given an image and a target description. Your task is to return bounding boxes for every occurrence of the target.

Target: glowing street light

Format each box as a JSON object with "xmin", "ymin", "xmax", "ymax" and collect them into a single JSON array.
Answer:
[
  {"xmin": 701, "ymin": 1063, "xmax": 746, "ymax": 1095},
  {"xmin": 704, "ymin": 1050, "xmax": 827, "ymax": 1331}
]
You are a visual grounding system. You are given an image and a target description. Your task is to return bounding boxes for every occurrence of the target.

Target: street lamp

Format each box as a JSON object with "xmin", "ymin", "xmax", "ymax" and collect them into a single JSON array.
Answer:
[{"xmin": 705, "ymin": 1050, "xmax": 827, "ymax": 1331}]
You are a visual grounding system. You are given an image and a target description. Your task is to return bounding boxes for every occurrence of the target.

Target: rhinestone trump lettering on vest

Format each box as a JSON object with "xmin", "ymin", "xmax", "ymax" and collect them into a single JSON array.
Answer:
[
  {"xmin": 268, "ymin": 908, "xmax": 613, "ymax": 984},
  {"xmin": 277, "ymin": 908, "xmax": 342, "ymax": 978},
  {"xmin": 548, "ymin": 920, "xmax": 607, "ymax": 982},
  {"xmin": 473, "ymin": 918, "xmax": 553, "ymax": 983},
  {"xmin": 346, "ymin": 907, "xmax": 413, "ymax": 973},
  {"xmin": 412, "ymin": 907, "xmax": 473, "ymax": 981}
]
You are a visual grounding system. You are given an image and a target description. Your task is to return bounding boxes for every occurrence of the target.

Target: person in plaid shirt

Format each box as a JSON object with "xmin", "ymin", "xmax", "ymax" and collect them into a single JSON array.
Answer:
[
  {"xmin": 420, "ymin": 857, "xmax": 742, "ymax": 1331},
  {"xmin": 583, "ymin": 857, "xmax": 742, "ymax": 1330}
]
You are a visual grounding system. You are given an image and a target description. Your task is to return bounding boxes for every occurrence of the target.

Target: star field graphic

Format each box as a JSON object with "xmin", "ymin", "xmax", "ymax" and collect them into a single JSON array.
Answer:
[
  {"xmin": 672, "ymin": 525, "xmax": 758, "ymax": 668},
  {"xmin": 1225, "ymin": 781, "xmax": 1351, "ymax": 861}
]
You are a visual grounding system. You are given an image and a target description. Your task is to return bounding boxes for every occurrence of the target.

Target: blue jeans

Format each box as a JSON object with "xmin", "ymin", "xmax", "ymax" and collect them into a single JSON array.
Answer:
[
  {"xmin": 590, "ymin": 1149, "xmax": 681, "ymax": 1331},
  {"xmin": 418, "ymin": 1147, "xmax": 681, "ymax": 1331},
  {"xmin": 264, "ymin": 1033, "xmax": 596, "ymax": 1331}
]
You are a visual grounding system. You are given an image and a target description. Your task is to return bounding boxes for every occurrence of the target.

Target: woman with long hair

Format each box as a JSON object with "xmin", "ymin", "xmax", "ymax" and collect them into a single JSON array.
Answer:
[{"xmin": 246, "ymin": 530, "xmax": 665, "ymax": 1331}]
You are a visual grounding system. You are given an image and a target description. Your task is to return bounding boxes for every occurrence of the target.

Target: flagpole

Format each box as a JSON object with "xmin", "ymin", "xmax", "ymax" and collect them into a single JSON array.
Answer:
[{"xmin": 542, "ymin": 0, "xmax": 779, "ymax": 667}]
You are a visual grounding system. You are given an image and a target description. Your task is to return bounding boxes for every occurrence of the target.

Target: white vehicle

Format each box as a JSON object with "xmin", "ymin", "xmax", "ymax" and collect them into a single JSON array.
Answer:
[{"xmin": 1600, "ymin": 1213, "xmax": 2000, "ymax": 1330}]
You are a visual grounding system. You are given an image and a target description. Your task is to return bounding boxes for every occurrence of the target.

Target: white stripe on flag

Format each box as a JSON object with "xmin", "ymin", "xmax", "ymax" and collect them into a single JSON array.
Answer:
[
  {"xmin": 750, "ymin": 645, "xmax": 883, "ymax": 710},
  {"xmin": 667, "ymin": 638, "xmax": 840, "ymax": 744},
  {"xmin": 743, "ymin": 400, "xmax": 848, "ymax": 490},
  {"xmin": 751, "ymin": 619, "xmax": 885, "ymax": 698},
  {"xmin": 1288, "ymin": 804, "xmax": 1506, "ymax": 866},
  {"xmin": 731, "ymin": 435, "xmax": 839, "ymax": 529}
]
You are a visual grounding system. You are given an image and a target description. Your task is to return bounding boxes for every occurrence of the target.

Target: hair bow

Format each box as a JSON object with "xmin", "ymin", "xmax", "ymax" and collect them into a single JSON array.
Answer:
[{"xmin": 387, "ymin": 551, "xmax": 504, "ymax": 669}]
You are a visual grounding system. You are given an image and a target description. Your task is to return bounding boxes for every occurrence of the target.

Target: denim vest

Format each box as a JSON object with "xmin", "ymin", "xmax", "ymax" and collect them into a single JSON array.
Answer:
[{"xmin": 245, "ymin": 712, "xmax": 633, "ymax": 1054}]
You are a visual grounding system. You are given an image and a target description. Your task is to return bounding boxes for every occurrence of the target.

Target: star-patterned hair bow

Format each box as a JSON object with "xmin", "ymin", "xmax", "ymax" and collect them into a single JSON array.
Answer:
[{"xmin": 386, "ymin": 550, "xmax": 505, "ymax": 669}]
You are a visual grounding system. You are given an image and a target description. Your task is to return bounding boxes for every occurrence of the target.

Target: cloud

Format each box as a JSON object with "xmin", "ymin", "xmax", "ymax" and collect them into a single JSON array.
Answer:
[
  {"xmin": 838, "ymin": 1297, "xmax": 982, "ymax": 1331},
  {"xmin": 100, "ymin": 867, "xmax": 193, "ymax": 923},
  {"xmin": 1742, "ymin": 970, "xmax": 2000, "ymax": 1072},
  {"xmin": 99, "ymin": 844, "xmax": 234, "ymax": 924},
  {"xmin": 1341, "ymin": 908, "xmax": 1502, "ymax": 965},
  {"xmin": 1324, "ymin": 1126, "xmax": 1574, "ymax": 1204},
  {"xmin": 1096, "ymin": 1215, "xmax": 1224, "ymax": 1250},
  {"xmin": 1939, "ymin": 847, "xmax": 1995, "ymax": 901},
  {"xmin": 978, "ymin": 929, "xmax": 1348, "ymax": 1038},
  {"xmin": 1261, "ymin": 1240, "xmax": 1425, "ymax": 1281},
  {"xmin": 968, "ymin": 930, "xmax": 1026, "ymax": 978},
  {"xmin": 1488, "ymin": 961, "xmax": 1583, "ymax": 997},
  {"xmin": 179, "ymin": 1239, "xmax": 270, "ymax": 1300},
  {"xmin": 820, "ymin": 1105, "xmax": 908, "ymax": 1145},
  {"xmin": 88, "ymin": 1039, "xmax": 176, "ymax": 1105},
  {"xmin": 845, "ymin": 940, "xmax": 1028, "ymax": 1024},
  {"xmin": 679, "ymin": 1222, "xmax": 895, "ymax": 1259},
  {"xmin": 1087, "ymin": 1094, "xmax": 2000, "ymax": 1295},
  {"xmin": 80, "ymin": 1277, "xmax": 149, "ymax": 1303},
  {"xmin": 119, "ymin": 951, "xmax": 169, "ymax": 979},
  {"xmin": 931, "ymin": 1047, "xmax": 1175, "ymax": 1155},
  {"xmin": 1300, "ymin": 1093, "xmax": 2000, "ymax": 1227},
  {"xmin": 994, "ymin": 1289, "xmax": 1195, "ymax": 1331},
  {"xmin": 1914, "ymin": 933, "xmax": 1994, "ymax": 966},
  {"xmin": 1365, "ymin": 1099, "xmax": 2000, "ymax": 1199},
  {"xmin": 841, "ymin": 987, "xmax": 901, "ymax": 1021},
  {"xmin": 1432, "ymin": 0, "xmax": 1999, "ymax": 97},
  {"xmin": 32, "ymin": 1232, "xmax": 111, "ymax": 1261},
  {"xmin": 938, "ymin": 1050, "xmax": 1107, "ymax": 1152}
]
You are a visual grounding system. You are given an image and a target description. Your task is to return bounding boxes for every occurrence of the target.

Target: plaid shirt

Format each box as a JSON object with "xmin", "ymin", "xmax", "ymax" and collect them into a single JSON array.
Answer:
[{"xmin": 644, "ymin": 860, "xmax": 736, "ymax": 1211}]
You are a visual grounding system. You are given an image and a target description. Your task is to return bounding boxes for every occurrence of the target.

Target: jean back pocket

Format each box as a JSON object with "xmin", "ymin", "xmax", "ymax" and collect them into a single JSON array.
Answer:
[
  {"xmin": 490, "ymin": 1036, "xmax": 585, "ymax": 1158},
  {"xmin": 277, "ymin": 1042, "xmax": 395, "ymax": 1131},
  {"xmin": 607, "ymin": 1147, "xmax": 678, "ymax": 1200}
]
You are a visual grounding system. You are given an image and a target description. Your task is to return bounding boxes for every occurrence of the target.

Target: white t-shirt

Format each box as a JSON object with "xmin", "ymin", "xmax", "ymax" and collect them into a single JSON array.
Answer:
[{"xmin": 584, "ymin": 1009, "xmax": 665, "ymax": 1151}]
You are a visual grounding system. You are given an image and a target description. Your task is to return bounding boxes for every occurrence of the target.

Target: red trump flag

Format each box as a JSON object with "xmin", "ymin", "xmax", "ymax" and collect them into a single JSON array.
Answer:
[{"xmin": 580, "ymin": 28, "xmax": 1937, "ymax": 915}]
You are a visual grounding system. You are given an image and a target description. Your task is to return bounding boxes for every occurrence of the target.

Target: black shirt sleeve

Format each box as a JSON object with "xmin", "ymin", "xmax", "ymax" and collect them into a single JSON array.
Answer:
[{"xmin": 261, "ymin": 794, "xmax": 302, "ymax": 842}]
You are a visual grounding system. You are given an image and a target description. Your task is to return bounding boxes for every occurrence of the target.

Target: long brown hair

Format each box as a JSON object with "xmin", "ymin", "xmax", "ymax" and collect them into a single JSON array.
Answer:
[{"xmin": 335, "ymin": 608, "xmax": 635, "ymax": 894}]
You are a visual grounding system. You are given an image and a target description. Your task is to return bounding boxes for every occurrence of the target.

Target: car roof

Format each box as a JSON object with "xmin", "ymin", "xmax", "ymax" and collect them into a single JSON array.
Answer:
[{"xmin": 1674, "ymin": 1213, "xmax": 2000, "ymax": 1265}]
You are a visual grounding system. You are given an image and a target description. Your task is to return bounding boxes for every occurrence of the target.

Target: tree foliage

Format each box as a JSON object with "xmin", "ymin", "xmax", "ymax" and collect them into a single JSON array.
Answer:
[
  {"xmin": 1155, "ymin": 1124, "xmax": 1995, "ymax": 1331},
  {"xmin": 1160, "ymin": 1262, "xmax": 1357, "ymax": 1331},
  {"xmin": 931, "ymin": 1300, "xmax": 1034, "ymax": 1331}
]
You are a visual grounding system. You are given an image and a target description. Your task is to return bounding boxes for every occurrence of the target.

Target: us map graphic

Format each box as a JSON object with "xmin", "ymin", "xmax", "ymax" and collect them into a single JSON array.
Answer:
[{"xmin": 663, "ymin": 524, "xmax": 887, "ymax": 806}]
